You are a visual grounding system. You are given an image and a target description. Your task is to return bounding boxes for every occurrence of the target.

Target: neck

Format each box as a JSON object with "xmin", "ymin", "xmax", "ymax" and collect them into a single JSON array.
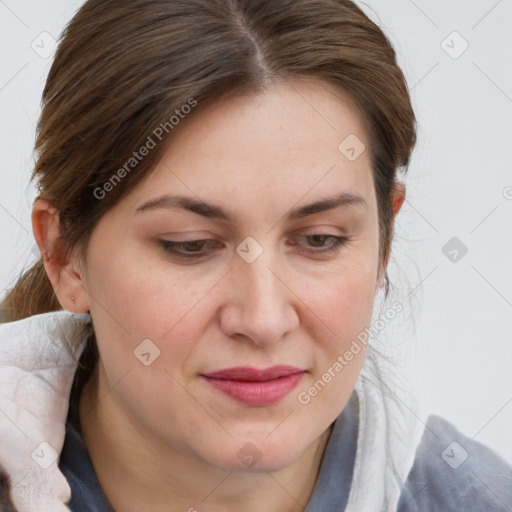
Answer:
[{"xmin": 79, "ymin": 365, "xmax": 332, "ymax": 512}]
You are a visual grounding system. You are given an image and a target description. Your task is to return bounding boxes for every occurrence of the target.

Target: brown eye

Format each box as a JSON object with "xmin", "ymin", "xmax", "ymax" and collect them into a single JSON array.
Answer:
[
  {"xmin": 290, "ymin": 234, "xmax": 348, "ymax": 254},
  {"xmin": 159, "ymin": 239, "xmax": 221, "ymax": 258},
  {"xmin": 306, "ymin": 234, "xmax": 333, "ymax": 247}
]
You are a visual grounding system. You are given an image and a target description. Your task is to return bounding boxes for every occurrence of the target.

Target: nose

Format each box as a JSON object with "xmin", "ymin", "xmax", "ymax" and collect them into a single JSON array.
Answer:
[{"xmin": 219, "ymin": 249, "xmax": 299, "ymax": 346}]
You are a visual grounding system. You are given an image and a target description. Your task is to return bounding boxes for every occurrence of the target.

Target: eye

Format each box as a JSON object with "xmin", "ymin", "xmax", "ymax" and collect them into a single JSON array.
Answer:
[
  {"xmin": 158, "ymin": 233, "xmax": 349, "ymax": 261},
  {"xmin": 289, "ymin": 234, "xmax": 349, "ymax": 254},
  {"xmin": 159, "ymin": 239, "xmax": 221, "ymax": 258}
]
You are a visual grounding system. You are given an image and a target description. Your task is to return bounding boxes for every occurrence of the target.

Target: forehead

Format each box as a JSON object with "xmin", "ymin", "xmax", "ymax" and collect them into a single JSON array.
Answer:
[{"xmin": 122, "ymin": 77, "xmax": 375, "ymax": 218}]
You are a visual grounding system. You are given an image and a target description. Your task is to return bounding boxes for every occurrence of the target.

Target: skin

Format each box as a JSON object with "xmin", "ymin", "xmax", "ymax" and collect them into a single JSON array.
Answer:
[{"xmin": 33, "ymin": 77, "xmax": 405, "ymax": 512}]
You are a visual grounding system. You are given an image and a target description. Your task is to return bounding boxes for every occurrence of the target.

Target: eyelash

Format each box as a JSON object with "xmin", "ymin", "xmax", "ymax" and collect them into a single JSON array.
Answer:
[{"xmin": 158, "ymin": 234, "xmax": 349, "ymax": 259}]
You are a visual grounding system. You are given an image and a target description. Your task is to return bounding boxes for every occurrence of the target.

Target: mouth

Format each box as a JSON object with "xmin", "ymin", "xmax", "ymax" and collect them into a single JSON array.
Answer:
[{"xmin": 200, "ymin": 365, "xmax": 306, "ymax": 407}]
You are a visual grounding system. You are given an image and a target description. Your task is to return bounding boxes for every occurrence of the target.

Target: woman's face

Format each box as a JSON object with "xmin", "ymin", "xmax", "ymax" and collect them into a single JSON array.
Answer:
[{"xmin": 79, "ymin": 78, "xmax": 390, "ymax": 472}]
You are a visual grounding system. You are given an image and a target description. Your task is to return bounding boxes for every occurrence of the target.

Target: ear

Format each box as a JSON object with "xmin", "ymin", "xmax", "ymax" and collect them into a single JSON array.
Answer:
[
  {"xmin": 32, "ymin": 198, "xmax": 90, "ymax": 313},
  {"xmin": 376, "ymin": 182, "xmax": 406, "ymax": 291}
]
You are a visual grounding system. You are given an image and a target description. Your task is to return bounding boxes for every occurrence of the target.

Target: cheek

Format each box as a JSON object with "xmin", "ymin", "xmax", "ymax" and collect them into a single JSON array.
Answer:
[
  {"xmin": 302, "ymin": 246, "xmax": 378, "ymax": 339},
  {"xmin": 294, "ymin": 250, "xmax": 378, "ymax": 407},
  {"xmin": 85, "ymin": 239, "xmax": 217, "ymax": 341},
  {"xmin": 83, "ymin": 248, "xmax": 212, "ymax": 444},
  {"xmin": 311, "ymin": 275, "xmax": 375, "ymax": 377},
  {"xmin": 83, "ymin": 243, "xmax": 231, "ymax": 425}
]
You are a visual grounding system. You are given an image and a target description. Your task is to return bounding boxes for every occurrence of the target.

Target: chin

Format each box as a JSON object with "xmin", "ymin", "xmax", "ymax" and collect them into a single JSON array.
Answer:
[{"xmin": 204, "ymin": 433, "xmax": 308, "ymax": 473}]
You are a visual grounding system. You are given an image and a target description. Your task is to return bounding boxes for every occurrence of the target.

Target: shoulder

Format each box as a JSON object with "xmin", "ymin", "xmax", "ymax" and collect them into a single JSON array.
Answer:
[{"xmin": 398, "ymin": 414, "xmax": 512, "ymax": 511}]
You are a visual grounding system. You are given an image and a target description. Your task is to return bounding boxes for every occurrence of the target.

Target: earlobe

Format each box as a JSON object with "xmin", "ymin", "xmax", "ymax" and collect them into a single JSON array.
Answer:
[
  {"xmin": 391, "ymin": 181, "xmax": 406, "ymax": 217},
  {"xmin": 375, "ymin": 263, "xmax": 385, "ymax": 291},
  {"xmin": 375, "ymin": 182, "xmax": 406, "ymax": 292},
  {"xmin": 31, "ymin": 198, "xmax": 89, "ymax": 313}
]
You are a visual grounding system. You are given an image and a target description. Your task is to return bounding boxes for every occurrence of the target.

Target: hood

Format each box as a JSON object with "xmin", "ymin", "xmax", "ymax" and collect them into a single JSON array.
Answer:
[{"xmin": 0, "ymin": 311, "xmax": 90, "ymax": 512}]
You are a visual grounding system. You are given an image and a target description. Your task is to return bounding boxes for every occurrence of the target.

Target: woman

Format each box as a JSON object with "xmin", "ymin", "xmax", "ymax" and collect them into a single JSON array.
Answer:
[{"xmin": 1, "ymin": 0, "xmax": 511, "ymax": 510}]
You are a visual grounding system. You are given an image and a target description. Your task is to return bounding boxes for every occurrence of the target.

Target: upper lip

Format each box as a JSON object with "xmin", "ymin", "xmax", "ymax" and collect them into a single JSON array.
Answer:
[{"xmin": 201, "ymin": 365, "xmax": 305, "ymax": 382}]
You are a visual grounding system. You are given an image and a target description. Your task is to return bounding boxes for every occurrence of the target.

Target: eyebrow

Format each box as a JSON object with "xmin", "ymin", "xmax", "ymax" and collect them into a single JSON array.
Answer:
[{"xmin": 135, "ymin": 191, "xmax": 367, "ymax": 223}]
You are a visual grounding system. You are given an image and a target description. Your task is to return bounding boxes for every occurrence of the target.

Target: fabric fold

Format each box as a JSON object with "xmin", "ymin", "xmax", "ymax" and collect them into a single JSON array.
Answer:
[
  {"xmin": 346, "ymin": 349, "xmax": 425, "ymax": 511},
  {"xmin": 0, "ymin": 311, "xmax": 91, "ymax": 512}
]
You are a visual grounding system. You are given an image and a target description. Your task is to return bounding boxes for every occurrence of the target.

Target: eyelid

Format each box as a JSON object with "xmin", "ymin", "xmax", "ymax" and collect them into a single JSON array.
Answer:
[
  {"xmin": 159, "ymin": 238, "xmax": 220, "ymax": 249},
  {"xmin": 288, "ymin": 233, "xmax": 348, "ymax": 252},
  {"xmin": 158, "ymin": 231, "xmax": 218, "ymax": 240},
  {"xmin": 158, "ymin": 231, "xmax": 349, "ymax": 260}
]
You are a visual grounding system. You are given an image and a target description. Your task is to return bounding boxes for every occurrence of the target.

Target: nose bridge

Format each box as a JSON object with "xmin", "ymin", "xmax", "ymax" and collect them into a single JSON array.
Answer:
[
  {"xmin": 222, "ymin": 242, "xmax": 297, "ymax": 344},
  {"xmin": 244, "ymin": 255, "xmax": 282, "ymax": 315}
]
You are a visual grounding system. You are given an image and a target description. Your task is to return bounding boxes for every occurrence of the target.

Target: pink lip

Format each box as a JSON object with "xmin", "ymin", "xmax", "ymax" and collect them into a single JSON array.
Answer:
[{"xmin": 201, "ymin": 365, "xmax": 305, "ymax": 406}]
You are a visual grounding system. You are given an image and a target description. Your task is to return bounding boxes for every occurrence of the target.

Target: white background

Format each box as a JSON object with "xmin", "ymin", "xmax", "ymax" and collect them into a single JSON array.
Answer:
[{"xmin": 1, "ymin": 0, "xmax": 511, "ymax": 466}]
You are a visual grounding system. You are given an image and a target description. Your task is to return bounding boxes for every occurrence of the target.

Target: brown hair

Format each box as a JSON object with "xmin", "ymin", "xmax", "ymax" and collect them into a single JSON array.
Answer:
[{"xmin": 1, "ymin": 0, "xmax": 416, "ymax": 404}]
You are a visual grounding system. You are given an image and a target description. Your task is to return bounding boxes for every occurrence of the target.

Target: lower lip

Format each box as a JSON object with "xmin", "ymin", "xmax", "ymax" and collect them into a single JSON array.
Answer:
[{"xmin": 202, "ymin": 372, "xmax": 305, "ymax": 406}]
